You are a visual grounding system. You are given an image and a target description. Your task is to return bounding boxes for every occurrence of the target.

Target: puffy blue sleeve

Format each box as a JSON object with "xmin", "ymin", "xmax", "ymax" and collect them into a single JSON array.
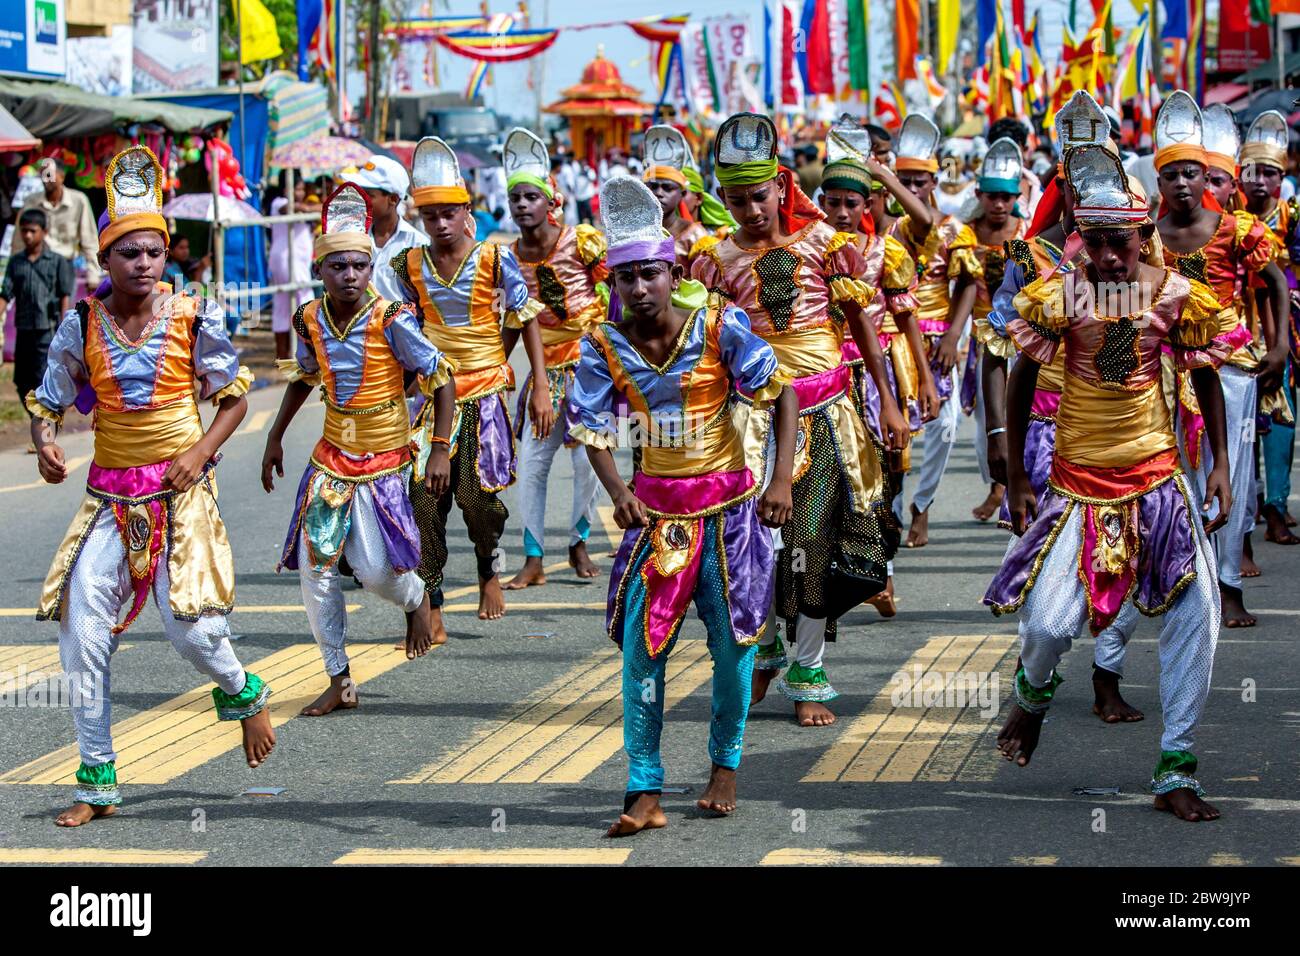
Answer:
[
  {"xmin": 570, "ymin": 334, "xmax": 619, "ymax": 449},
  {"xmin": 717, "ymin": 305, "xmax": 787, "ymax": 402},
  {"xmin": 384, "ymin": 302, "xmax": 455, "ymax": 393},
  {"xmin": 27, "ymin": 310, "xmax": 88, "ymax": 424},
  {"xmin": 498, "ymin": 245, "xmax": 543, "ymax": 328},
  {"xmin": 193, "ymin": 298, "xmax": 252, "ymax": 402},
  {"xmin": 987, "ymin": 260, "xmax": 1026, "ymax": 338}
]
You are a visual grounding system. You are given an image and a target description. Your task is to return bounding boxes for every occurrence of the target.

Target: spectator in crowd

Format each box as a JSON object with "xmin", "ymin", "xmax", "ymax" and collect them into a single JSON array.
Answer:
[
  {"xmin": 269, "ymin": 175, "xmax": 319, "ymax": 360},
  {"xmin": 11, "ymin": 157, "xmax": 101, "ymax": 286},
  {"xmin": 341, "ymin": 155, "xmax": 426, "ymax": 301},
  {"xmin": 796, "ymin": 143, "xmax": 824, "ymax": 198},
  {"xmin": 0, "ymin": 208, "xmax": 75, "ymax": 433},
  {"xmin": 163, "ymin": 234, "xmax": 191, "ymax": 290},
  {"xmin": 567, "ymin": 155, "xmax": 596, "ymax": 224}
]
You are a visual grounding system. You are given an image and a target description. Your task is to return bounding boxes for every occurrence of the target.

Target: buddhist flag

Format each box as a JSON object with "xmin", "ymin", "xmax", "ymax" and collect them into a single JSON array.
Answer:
[
  {"xmin": 235, "ymin": 0, "xmax": 284, "ymax": 64},
  {"xmin": 937, "ymin": 0, "xmax": 959, "ymax": 73},
  {"xmin": 897, "ymin": 0, "xmax": 920, "ymax": 80},
  {"xmin": 847, "ymin": 0, "xmax": 870, "ymax": 91}
]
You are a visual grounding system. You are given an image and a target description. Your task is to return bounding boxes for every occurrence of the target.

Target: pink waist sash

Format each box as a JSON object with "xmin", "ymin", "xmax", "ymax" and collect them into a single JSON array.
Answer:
[
  {"xmin": 633, "ymin": 468, "xmax": 755, "ymax": 517},
  {"xmin": 791, "ymin": 364, "xmax": 851, "ymax": 413},
  {"xmin": 1031, "ymin": 388, "xmax": 1061, "ymax": 419}
]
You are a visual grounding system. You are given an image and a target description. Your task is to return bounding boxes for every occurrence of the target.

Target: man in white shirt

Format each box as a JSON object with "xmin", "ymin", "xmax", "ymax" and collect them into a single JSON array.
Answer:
[
  {"xmin": 342, "ymin": 155, "xmax": 427, "ymax": 301},
  {"xmin": 12, "ymin": 158, "xmax": 102, "ymax": 285}
]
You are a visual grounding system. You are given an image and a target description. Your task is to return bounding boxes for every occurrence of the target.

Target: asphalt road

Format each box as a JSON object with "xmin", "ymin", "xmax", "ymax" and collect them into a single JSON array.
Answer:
[{"xmin": 1, "ymin": 371, "xmax": 1298, "ymax": 867}]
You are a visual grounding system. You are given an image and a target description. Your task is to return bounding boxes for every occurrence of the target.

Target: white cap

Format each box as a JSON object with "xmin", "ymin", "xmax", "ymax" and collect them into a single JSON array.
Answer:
[{"xmin": 342, "ymin": 155, "xmax": 411, "ymax": 198}]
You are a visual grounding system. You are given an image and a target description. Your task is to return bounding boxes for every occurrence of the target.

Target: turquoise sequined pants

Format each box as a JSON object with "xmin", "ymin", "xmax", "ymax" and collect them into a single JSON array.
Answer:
[{"xmin": 620, "ymin": 515, "xmax": 757, "ymax": 796}]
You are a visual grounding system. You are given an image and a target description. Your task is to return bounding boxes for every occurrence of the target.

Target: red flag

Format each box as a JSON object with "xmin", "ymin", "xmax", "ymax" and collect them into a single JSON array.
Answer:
[
  {"xmin": 1221, "ymin": 0, "xmax": 1250, "ymax": 32},
  {"xmin": 1012, "ymin": 0, "xmax": 1026, "ymax": 33},
  {"xmin": 806, "ymin": 0, "xmax": 834, "ymax": 94},
  {"xmin": 897, "ymin": 0, "xmax": 919, "ymax": 79}
]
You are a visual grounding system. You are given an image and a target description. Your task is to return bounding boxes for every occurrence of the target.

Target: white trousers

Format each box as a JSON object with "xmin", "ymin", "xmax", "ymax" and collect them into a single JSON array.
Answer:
[
  {"xmin": 516, "ymin": 414, "xmax": 600, "ymax": 559},
  {"xmin": 1015, "ymin": 499, "xmax": 1219, "ymax": 754},
  {"xmin": 59, "ymin": 509, "xmax": 247, "ymax": 769},
  {"xmin": 896, "ymin": 365, "xmax": 960, "ymax": 521},
  {"xmin": 299, "ymin": 483, "xmax": 424, "ymax": 676}
]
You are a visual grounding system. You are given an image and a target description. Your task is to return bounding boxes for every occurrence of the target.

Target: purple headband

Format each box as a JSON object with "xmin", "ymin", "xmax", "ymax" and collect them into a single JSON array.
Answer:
[{"xmin": 606, "ymin": 236, "xmax": 677, "ymax": 268}]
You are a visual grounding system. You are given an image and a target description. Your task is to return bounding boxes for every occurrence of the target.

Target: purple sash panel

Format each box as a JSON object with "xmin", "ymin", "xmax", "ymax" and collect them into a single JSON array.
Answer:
[
  {"xmin": 474, "ymin": 393, "xmax": 517, "ymax": 491},
  {"xmin": 998, "ymin": 418, "xmax": 1057, "ymax": 527},
  {"xmin": 960, "ymin": 340, "xmax": 979, "ymax": 414},
  {"xmin": 278, "ymin": 466, "xmax": 420, "ymax": 574}
]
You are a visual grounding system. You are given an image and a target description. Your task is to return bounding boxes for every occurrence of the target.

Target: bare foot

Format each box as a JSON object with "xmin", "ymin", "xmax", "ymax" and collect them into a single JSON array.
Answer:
[
  {"xmin": 996, "ymin": 706, "xmax": 1044, "ymax": 766},
  {"xmin": 300, "ymin": 672, "xmax": 358, "ymax": 717},
  {"xmin": 54, "ymin": 803, "xmax": 117, "ymax": 827},
  {"xmin": 906, "ymin": 504, "xmax": 929, "ymax": 548},
  {"xmin": 696, "ymin": 764, "xmax": 738, "ymax": 815},
  {"xmin": 1154, "ymin": 788, "xmax": 1221, "ymax": 822},
  {"xmin": 569, "ymin": 541, "xmax": 600, "ymax": 579},
  {"xmin": 1288, "ymin": 510, "xmax": 1297, "ymax": 528},
  {"xmin": 478, "ymin": 576, "xmax": 505, "ymax": 620},
  {"xmin": 1091, "ymin": 669, "xmax": 1144, "ymax": 723},
  {"xmin": 503, "ymin": 556, "xmax": 547, "ymax": 590},
  {"xmin": 430, "ymin": 605, "xmax": 447, "ymax": 646},
  {"xmin": 1241, "ymin": 535, "xmax": 1260, "ymax": 578},
  {"xmin": 866, "ymin": 577, "xmax": 897, "ymax": 617},
  {"xmin": 1264, "ymin": 504, "xmax": 1300, "ymax": 544},
  {"xmin": 405, "ymin": 593, "xmax": 434, "ymax": 658},
  {"xmin": 751, "ymin": 667, "xmax": 778, "ymax": 705},
  {"xmin": 972, "ymin": 483, "xmax": 1004, "ymax": 522},
  {"xmin": 240, "ymin": 707, "xmax": 276, "ymax": 767},
  {"xmin": 606, "ymin": 793, "xmax": 668, "ymax": 837},
  {"xmin": 795, "ymin": 700, "xmax": 836, "ymax": 727},
  {"xmin": 1220, "ymin": 583, "xmax": 1256, "ymax": 629}
]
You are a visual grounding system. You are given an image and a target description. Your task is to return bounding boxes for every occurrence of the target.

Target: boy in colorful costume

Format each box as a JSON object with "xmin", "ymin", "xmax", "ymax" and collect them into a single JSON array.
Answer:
[
  {"xmin": 500, "ymin": 127, "xmax": 606, "ymax": 590},
  {"xmin": 261, "ymin": 184, "xmax": 455, "ymax": 716},
  {"xmin": 982, "ymin": 91, "xmax": 1152, "ymax": 725},
  {"xmin": 391, "ymin": 137, "xmax": 549, "ymax": 624},
  {"xmin": 986, "ymin": 143, "xmax": 1234, "ymax": 822},
  {"xmin": 28, "ymin": 146, "xmax": 273, "ymax": 826},
  {"xmin": 642, "ymin": 125, "xmax": 713, "ymax": 269},
  {"xmin": 954, "ymin": 137, "xmax": 1028, "ymax": 525},
  {"xmin": 1238, "ymin": 110, "xmax": 1300, "ymax": 547},
  {"xmin": 1154, "ymin": 92, "xmax": 1289, "ymax": 630},
  {"xmin": 574, "ymin": 175, "xmax": 796, "ymax": 836},
  {"xmin": 818, "ymin": 120, "xmax": 939, "ymax": 616},
  {"xmin": 885, "ymin": 114, "xmax": 978, "ymax": 547},
  {"xmin": 692, "ymin": 112, "xmax": 906, "ymax": 727}
]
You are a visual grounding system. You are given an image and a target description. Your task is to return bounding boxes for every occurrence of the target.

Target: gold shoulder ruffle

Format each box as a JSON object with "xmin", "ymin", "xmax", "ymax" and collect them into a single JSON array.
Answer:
[
  {"xmin": 211, "ymin": 365, "xmax": 253, "ymax": 405},
  {"xmin": 881, "ymin": 234, "xmax": 916, "ymax": 288},
  {"xmin": 275, "ymin": 357, "xmax": 323, "ymax": 387},
  {"xmin": 570, "ymin": 421, "xmax": 617, "ymax": 450},
  {"xmin": 25, "ymin": 393, "xmax": 62, "ymax": 426},
  {"xmin": 747, "ymin": 366, "xmax": 793, "ymax": 409},
  {"xmin": 828, "ymin": 276, "xmax": 877, "ymax": 308},
  {"xmin": 972, "ymin": 315, "xmax": 1017, "ymax": 360},
  {"xmin": 417, "ymin": 356, "xmax": 458, "ymax": 396},
  {"xmin": 505, "ymin": 296, "xmax": 545, "ymax": 329},
  {"xmin": 826, "ymin": 230, "xmax": 857, "ymax": 256},
  {"xmin": 574, "ymin": 224, "xmax": 607, "ymax": 266},
  {"xmin": 1177, "ymin": 277, "xmax": 1231, "ymax": 348},
  {"xmin": 1011, "ymin": 275, "xmax": 1069, "ymax": 332},
  {"xmin": 688, "ymin": 233, "xmax": 721, "ymax": 262}
]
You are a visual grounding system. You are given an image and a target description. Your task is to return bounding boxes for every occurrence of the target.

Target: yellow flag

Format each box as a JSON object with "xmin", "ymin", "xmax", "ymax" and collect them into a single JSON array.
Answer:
[
  {"xmin": 937, "ymin": 0, "xmax": 959, "ymax": 73},
  {"xmin": 234, "ymin": 0, "xmax": 284, "ymax": 64}
]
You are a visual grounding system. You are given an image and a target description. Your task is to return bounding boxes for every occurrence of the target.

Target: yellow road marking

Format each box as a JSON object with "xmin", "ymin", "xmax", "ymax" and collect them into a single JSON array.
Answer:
[
  {"xmin": 0, "ymin": 605, "xmax": 359, "ymax": 617},
  {"xmin": 0, "ymin": 644, "xmax": 132, "ymax": 692},
  {"xmin": 760, "ymin": 849, "xmax": 943, "ymax": 866},
  {"xmin": 0, "ymin": 454, "xmax": 92, "ymax": 494},
  {"xmin": 596, "ymin": 505, "xmax": 623, "ymax": 547},
  {"xmin": 1208, "ymin": 853, "xmax": 1247, "ymax": 866},
  {"xmin": 235, "ymin": 408, "xmax": 275, "ymax": 436},
  {"xmin": 393, "ymin": 639, "xmax": 713, "ymax": 784},
  {"xmin": 1011, "ymin": 856, "xmax": 1058, "ymax": 866},
  {"xmin": 0, "ymin": 849, "xmax": 207, "ymax": 865},
  {"xmin": 441, "ymin": 601, "xmax": 606, "ymax": 613},
  {"xmin": 0, "ymin": 642, "xmax": 412, "ymax": 786},
  {"xmin": 804, "ymin": 633, "xmax": 1016, "ymax": 783},
  {"xmin": 334, "ymin": 848, "xmax": 631, "ymax": 866},
  {"xmin": 1278, "ymin": 856, "xmax": 1300, "ymax": 865}
]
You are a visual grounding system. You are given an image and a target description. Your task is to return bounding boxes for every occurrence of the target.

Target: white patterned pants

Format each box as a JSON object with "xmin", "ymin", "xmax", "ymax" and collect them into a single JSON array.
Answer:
[
  {"xmin": 516, "ymin": 416, "xmax": 600, "ymax": 560},
  {"xmin": 1014, "ymin": 498, "xmax": 1219, "ymax": 754},
  {"xmin": 299, "ymin": 483, "xmax": 425, "ymax": 677},
  {"xmin": 896, "ymin": 366, "xmax": 960, "ymax": 521},
  {"xmin": 58, "ymin": 509, "xmax": 247, "ymax": 769}
]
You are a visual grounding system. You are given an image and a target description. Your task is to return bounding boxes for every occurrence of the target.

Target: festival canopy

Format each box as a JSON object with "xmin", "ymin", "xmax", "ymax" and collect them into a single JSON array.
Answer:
[
  {"xmin": 0, "ymin": 102, "xmax": 39, "ymax": 152},
  {"xmin": 163, "ymin": 193, "xmax": 265, "ymax": 225},
  {"xmin": 0, "ymin": 79, "xmax": 232, "ymax": 139}
]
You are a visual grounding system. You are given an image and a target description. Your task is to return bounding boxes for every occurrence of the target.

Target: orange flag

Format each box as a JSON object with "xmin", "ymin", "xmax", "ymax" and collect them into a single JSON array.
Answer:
[{"xmin": 897, "ymin": 0, "xmax": 920, "ymax": 80}]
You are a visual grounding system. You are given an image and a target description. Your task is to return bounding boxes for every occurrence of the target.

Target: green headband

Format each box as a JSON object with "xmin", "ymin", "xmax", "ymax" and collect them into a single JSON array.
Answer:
[
  {"xmin": 714, "ymin": 158, "xmax": 780, "ymax": 188},
  {"xmin": 683, "ymin": 166, "xmax": 705, "ymax": 194},
  {"xmin": 822, "ymin": 161, "xmax": 874, "ymax": 199},
  {"xmin": 507, "ymin": 172, "xmax": 554, "ymax": 200}
]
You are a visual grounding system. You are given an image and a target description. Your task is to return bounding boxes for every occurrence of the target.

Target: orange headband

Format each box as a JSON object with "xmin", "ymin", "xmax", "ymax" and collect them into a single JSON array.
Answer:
[
  {"xmin": 895, "ymin": 156, "xmax": 939, "ymax": 173},
  {"xmin": 643, "ymin": 165, "xmax": 688, "ymax": 187},
  {"xmin": 99, "ymin": 212, "xmax": 169, "ymax": 253},
  {"xmin": 1205, "ymin": 152, "xmax": 1237, "ymax": 176},
  {"xmin": 1154, "ymin": 144, "xmax": 1208, "ymax": 170},
  {"xmin": 412, "ymin": 185, "xmax": 470, "ymax": 207}
]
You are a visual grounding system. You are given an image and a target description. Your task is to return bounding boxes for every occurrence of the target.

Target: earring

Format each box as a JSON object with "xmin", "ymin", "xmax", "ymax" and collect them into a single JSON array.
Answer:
[{"xmin": 1139, "ymin": 240, "xmax": 1151, "ymax": 256}]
